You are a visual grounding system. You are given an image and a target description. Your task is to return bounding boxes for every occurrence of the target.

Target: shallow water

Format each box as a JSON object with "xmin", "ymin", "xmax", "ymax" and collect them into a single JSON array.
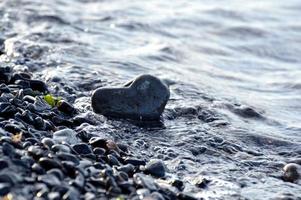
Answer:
[{"xmin": 1, "ymin": 0, "xmax": 301, "ymax": 199}]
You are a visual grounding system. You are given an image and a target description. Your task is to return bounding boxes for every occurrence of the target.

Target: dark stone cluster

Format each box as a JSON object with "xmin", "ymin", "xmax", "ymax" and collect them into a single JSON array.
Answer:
[{"xmin": 0, "ymin": 67, "xmax": 197, "ymax": 199}]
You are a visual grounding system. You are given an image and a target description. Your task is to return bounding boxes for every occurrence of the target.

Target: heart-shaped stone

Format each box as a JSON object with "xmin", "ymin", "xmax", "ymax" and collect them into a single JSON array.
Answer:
[{"xmin": 91, "ymin": 74, "xmax": 170, "ymax": 120}]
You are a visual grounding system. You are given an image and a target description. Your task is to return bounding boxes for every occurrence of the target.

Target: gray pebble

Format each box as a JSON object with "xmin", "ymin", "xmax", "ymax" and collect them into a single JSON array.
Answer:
[
  {"xmin": 283, "ymin": 163, "xmax": 301, "ymax": 183},
  {"xmin": 144, "ymin": 159, "xmax": 166, "ymax": 178},
  {"xmin": 72, "ymin": 143, "xmax": 92, "ymax": 155},
  {"xmin": 53, "ymin": 128, "xmax": 79, "ymax": 145}
]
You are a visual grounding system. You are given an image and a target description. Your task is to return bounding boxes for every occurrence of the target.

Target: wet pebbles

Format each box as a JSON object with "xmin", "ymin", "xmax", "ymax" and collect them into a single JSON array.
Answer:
[{"xmin": 0, "ymin": 67, "xmax": 195, "ymax": 199}]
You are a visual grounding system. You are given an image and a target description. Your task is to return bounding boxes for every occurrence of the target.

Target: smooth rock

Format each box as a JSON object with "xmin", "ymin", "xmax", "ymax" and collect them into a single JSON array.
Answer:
[
  {"xmin": 63, "ymin": 187, "xmax": 80, "ymax": 200},
  {"xmin": 91, "ymin": 74, "xmax": 170, "ymax": 120},
  {"xmin": 146, "ymin": 192, "xmax": 165, "ymax": 200},
  {"xmin": 32, "ymin": 163, "xmax": 45, "ymax": 174},
  {"xmin": 133, "ymin": 173, "xmax": 158, "ymax": 191},
  {"xmin": 52, "ymin": 144, "xmax": 71, "ymax": 153},
  {"xmin": 171, "ymin": 179, "xmax": 184, "ymax": 191},
  {"xmin": 0, "ymin": 102, "xmax": 16, "ymax": 118},
  {"xmin": 38, "ymin": 173, "xmax": 61, "ymax": 187},
  {"xmin": 47, "ymin": 169, "xmax": 64, "ymax": 180},
  {"xmin": 93, "ymin": 147, "xmax": 106, "ymax": 155},
  {"xmin": 0, "ymin": 160, "xmax": 9, "ymax": 170},
  {"xmin": 124, "ymin": 158, "xmax": 146, "ymax": 166},
  {"xmin": 61, "ymin": 161, "xmax": 77, "ymax": 177},
  {"xmin": 177, "ymin": 192, "xmax": 198, "ymax": 200},
  {"xmin": 2, "ymin": 142, "xmax": 16, "ymax": 158},
  {"xmin": 42, "ymin": 137, "xmax": 55, "ymax": 149},
  {"xmin": 0, "ymin": 84, "xmax": 10, "ymax": 93},
  {"xmin": 28, "ymin": 145, "xmax": 44, "ymax": 159},
  {"xmin": 72, "ymin": 172, "xmax": 85, "ymax": 188},
  {"xmin": 38, "ymin": 157, "xmax": 61, "ymax": 170},
  {"xmin": 107, "ymin": 154, "xmax": 120, "ymax": 166},
  {"xmin": 57, "ymin": 100, "xmax": 76, "ymax": 114},
  {"xmin": 72, "ymin": 143, "xmax": 92, "ymax": 155},
  {"xmin": 0, "ymin": 67, "xmax": 12, "ymax": 84},
  {"xmin": 53, "ymin": 128, "xmax": 79, "ymax": 145},
  {"xmin": 0, "ymin": 183, "xmax": 10, "ymax": 196},
  {"xmin": 56, "ymin": 152, "xmax": 79, "ymax": 166},
  {"xmin": 283, "ymin": 163, "xmax": 301, "ymax": 183},
  {"xmin": 117, "ymin": 164, "xmax": 135, "ymax": 175},
  {"xmin": 144, "ymin": 159, "xmax": 166, "ymax": 178},
  {"xmin": 28, "ymin": 79, "xmax": 48, "ymax": 93},
  {"xmin": 32, "ymin": 97, "xmax": 52, "ymax": 112},
  {"xmin": 0, "ymin": 172, "xmax": 20, "ymax": 185},
  {"xmin": 89, "ymin": 137, "xmax": 107, "ymax": 149},
  {"xmin": 48, "ymin": 192, "xmax": 61, "ymax": 200}
]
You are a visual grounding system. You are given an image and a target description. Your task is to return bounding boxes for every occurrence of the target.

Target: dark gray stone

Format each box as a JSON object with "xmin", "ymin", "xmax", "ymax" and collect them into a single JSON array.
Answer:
[
  {"xmin": 0, "ymin": 160, "xmax": 9, "ymax": 170},
  {"xmin": 117, "ymin": 164, "xmax": 135, "ymax": 175},
  {"xmin": 91, "ymin": 74, "xmax": 170, "ymax": 120},
  {"xmin": 0, "ymin": 102, "xmax": 16, "ymax": 118},
  {"xmin": 63, "ymin": 187, "xmax": 80, "ymax": 200},
  {"xmin": 0, "ymin": 84, "xmax": 10, "ymax": 93},
  {"xmin": 0, "ymin": 67, "xmax": 12, "ymax": 84},
  {"xmin": 107, "ymin": 154, "xmax": 120, "ymax": 166},
  {"xmin": 283, "ymin": 163, "xmax": 301, "ymax": 183},
  {"xmin": 0, "ymin": 172, "xmax": 20, "ymax": 185},
  {"xmin": 28, "ymin": 79, "xmax": 48, "ymax": 93},
  {"xmin": 38, "ymin": 173, "xmax": 61, "ymax": 187},
  {"xmin": 42, "ymin": 137, "xmax": 55, "ymax": 149},
  {"xmin": 72, "ymin": 143, "xmax": 92, "ymax": 155},
  {"xmin": 124, "ymin": 158, "xmax": 146, "ymax": 166},
  {"xmin": 57, "ymin": 100, "xmax": 76, "ymax": 114},
  {"xmin": 177, "ymin": 192, "xmax": 198, "ymax": 200},
  {"xmin": 52, "ymin": 144, "xmax": 71, "ymax": 153},
  {"xmin": 89, "ymin": 137, "xmax": 107, "ymax": 149},
  {"xmin": 144, "ymin": 159, "xmax": 166, "ymax": 178},
  {"xmin": 28, "ymin": 145, "xmax": 44, "ymax": 159},
  {"xmin": 47, "ymin": 169, "xmax": 64, "ymax": 180},
  {"xmin": 0, "ymin": 183, "xmax": 10, "ymax": 196},
  {"xmin": 38, "ymin": 157, "xmax": 61, "ymax": 170},
  {"xmin": 2, "ymin": 142, "xmax": 16, "ymax": 158},
  {"xmin": 32, "ymin": 163, "xmax": 45, "ymax": 174},
  {"xmin": 56, "ymin": 152, "xmax": 79, "ymax": 165},
  {"xmin": 93, "ymin": 147, "xmax": 106, "ymax": 155},
  {"xmin": 133, "ymin": 173, "xmax": 158, "ymax": 191}
]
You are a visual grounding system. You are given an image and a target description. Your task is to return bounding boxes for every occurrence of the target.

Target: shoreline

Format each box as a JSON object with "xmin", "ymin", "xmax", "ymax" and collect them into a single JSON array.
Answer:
[{"xmin": 0, "ymin": 63, "xmax": 198, "ymax": 199}]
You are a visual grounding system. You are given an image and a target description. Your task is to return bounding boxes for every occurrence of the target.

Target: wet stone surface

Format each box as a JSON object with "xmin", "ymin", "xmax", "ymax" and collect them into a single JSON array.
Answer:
[
  {"xmin": 0, "ymin": 66, "xmax": 195, "ymax": 199},
  {"xmin": 92, "ymin": 74, "xmax": 170, "ymax": 121}
]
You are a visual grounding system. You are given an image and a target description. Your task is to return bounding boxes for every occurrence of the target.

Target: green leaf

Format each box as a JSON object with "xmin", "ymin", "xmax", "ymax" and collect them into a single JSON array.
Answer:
[{"xmin": 44, "ymin": 94, "xmax": 56, "ymax": 107}]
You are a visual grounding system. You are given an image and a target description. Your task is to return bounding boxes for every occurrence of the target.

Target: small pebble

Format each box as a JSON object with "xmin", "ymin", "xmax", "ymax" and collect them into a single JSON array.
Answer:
[
  {"xmin": 283, "ymin": 163, "xmax": 301, "ymax": 183},
  {"xmin": 144, "ymin": 159, "xmax": 166, "ymax": 178},
  {"xmin": 72, "ymin": 143, "xmax": 92, "ymax": 155},
  {"xmin": 57, "ymin": 100, "xmax": 76, "ymax": 114},
  {"xmin": 52, "ymin": 144, "xmax": 71, "ymax": 153},
  {"xmin": 0, "ymin": 183, "xmax": 10, "ymax": 196},
  {"xmin": 53, "ymin": 128, "xmax": 79, "ymax": 145},
  {"xmin": 42, "ymin": 137, "xmax": 55, "ymax": 149},
  {"xmin": 124, "ymin": 158, "xmax": 146, "ymax": 166},
  {"xmin": 39, "ymin": 157, "xmax": 61, "ymax": 170}
]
